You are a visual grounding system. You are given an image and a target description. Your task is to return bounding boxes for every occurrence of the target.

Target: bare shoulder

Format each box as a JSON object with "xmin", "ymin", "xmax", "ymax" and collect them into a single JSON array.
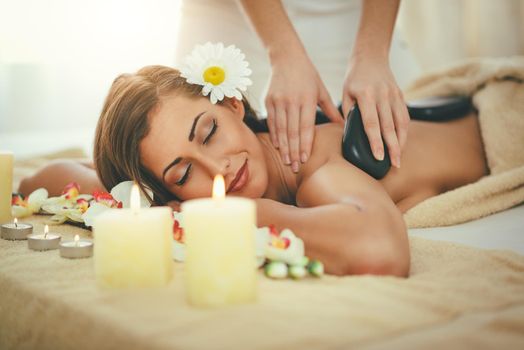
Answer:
[
  {"xmin": 311, "ymin": 123, "xmax": 344, "ymax": 159},
  {"xmin": 298, "ymin": 123, "xmax": 343, "ymax": 178},
  {"xmin": 297, "ymin": 123, "xmax": 343, "ymax": 184},
  {"xmin": 296, "ymin": 123, "xmax": 393, "ymax": 209}
]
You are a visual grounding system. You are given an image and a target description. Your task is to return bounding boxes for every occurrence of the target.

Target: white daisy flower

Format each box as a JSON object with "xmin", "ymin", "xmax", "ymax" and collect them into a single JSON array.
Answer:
[{"xmin": 181, "ymin": 42, "xmax": 252, "ymax": 104}]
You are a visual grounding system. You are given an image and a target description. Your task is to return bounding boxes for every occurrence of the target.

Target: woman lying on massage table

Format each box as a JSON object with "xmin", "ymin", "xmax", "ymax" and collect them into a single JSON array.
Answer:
[{"xmin": 19, "ymin": 65, "xmax": 488, "ymax": 278}]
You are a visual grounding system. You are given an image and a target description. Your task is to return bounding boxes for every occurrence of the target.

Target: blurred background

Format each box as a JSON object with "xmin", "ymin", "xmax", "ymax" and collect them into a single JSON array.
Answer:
[{"xmin": 1, "ymin": 0, "xmax": 523, "ymax": 159}]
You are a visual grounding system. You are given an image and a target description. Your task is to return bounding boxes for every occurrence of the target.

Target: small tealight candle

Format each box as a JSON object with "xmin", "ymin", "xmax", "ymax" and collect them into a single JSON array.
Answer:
[
  {"xmin": 28, "ymin": 225, "xmax": 61, "ymax": 251},
  {"xmin": 1, "ymin": 218, "xmax": 33, "ymax": 240},
  {"xmin": 59, "ymin": 234, "xmax": 93, "ymax": 259}
]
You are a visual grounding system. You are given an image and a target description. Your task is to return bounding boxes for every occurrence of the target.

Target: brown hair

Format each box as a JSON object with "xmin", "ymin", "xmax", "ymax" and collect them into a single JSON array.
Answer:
[{"xmin": 94, "ymin": 65, "xmax": 265, "ymax": 205}]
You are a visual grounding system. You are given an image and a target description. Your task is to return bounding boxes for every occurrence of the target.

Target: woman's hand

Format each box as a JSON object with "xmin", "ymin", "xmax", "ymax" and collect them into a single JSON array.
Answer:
[
  {"xmin": 166, "ymin": 200, "xmax": 181, "ymax": 212},
  {"xmin": 266, "ymin": 54, "xmax": 343, "ymax": 173},
  {"xmin": 341, "ymin": 56, "xmax": 409, "ymax": 168}
]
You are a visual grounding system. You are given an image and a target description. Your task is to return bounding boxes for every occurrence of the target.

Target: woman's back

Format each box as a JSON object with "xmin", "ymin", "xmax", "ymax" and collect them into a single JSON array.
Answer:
[{"xmin": 277, "ymin": 111, "xmax": 488, "ymax": 212}]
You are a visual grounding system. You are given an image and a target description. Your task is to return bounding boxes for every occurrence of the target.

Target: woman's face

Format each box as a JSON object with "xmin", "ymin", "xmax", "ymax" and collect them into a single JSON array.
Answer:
[{"xmin": 140, "ymin": 93, "xmax": 269, "ymax": 201}]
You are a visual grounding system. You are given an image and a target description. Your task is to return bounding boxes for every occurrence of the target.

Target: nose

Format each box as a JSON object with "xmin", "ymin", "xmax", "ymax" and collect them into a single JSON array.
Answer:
[{"xmin": 197, "ymin": 154, "xmax": 231, "ymax": 178}]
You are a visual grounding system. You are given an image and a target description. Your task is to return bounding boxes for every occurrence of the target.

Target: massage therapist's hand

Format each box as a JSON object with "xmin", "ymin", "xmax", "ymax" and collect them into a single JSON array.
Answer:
[
  {"xmin": 342, "ymin": 56, "xmax": 409, "ymax": 169},
  {"xmin": 266, "ymin": 54, "xmax": 343, "ymax": 173},
  {"xmin": 238, "ymin": 0, "xmax": 342, "ymax": 171}
]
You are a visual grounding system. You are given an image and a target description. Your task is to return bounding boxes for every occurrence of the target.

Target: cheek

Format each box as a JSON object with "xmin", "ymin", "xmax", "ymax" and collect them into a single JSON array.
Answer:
[{"xmin": 170, "ymin": 171, "xmax": 213, "ymax": 201}]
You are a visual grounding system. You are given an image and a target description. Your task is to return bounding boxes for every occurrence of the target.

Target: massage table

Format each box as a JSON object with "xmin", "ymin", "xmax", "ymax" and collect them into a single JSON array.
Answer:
[{"xmin": 0, "ymin": 145, "xmax": 522, "ymax": 349}]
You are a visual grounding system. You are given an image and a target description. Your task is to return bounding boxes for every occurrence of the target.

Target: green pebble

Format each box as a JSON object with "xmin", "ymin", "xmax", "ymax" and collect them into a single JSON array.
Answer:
[
  {"xmin": 264, "ymin": 261, "xmax": 288, "ymax": 279},
  {"xmin": 289, "ymin": 265, "xmax": 307, "ymax": 279},
  {"xmin": 307, "ymin": 260, "xmax": 324, "ymax": 277}
]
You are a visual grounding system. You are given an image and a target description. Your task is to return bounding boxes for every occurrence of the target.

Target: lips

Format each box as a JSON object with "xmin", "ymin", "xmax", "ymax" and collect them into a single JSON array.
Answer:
[{"xmin": 227, "ymin": 159, "xmax": 249, "ymax": 193}]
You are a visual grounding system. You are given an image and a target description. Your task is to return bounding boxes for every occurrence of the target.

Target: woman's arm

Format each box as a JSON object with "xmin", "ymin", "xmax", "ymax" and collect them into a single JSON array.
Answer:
[
  {"xmin": 343, "ymin": 0, "xmax": 409, "ymax": 167},
  {"xmin": 256, "ymin": 158, "xmax": 409, "ymax": 277},
  {"xmin": 352, "ymin": 0, "xmax": 400, "ymax": 60},
  {"xmin": 237, "ymin": 0, "xmax": 342, "ymax": 171},
  {"xmin": 18, "ymin": 159, "xmax": 105, "ymax": 197}
]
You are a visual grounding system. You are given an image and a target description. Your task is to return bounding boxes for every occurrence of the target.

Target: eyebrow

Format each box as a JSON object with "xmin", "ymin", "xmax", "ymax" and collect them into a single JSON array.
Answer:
[
  {"xmin": 189, "ymin": 112, "xmax": 205, "ymax": 141},
  {"xmin": 162, "ymin": 111, "xmax": 206, "ymax": 182}
]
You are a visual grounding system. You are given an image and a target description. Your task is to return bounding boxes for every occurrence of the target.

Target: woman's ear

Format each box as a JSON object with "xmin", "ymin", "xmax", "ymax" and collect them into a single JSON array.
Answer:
[{"xmin": 224, "ymin": 97, "xmax": 245, "ymax": 120}]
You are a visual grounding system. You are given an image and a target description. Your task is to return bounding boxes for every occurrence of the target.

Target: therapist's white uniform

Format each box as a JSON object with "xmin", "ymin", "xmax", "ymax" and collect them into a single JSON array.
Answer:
[{"xmin": 174, "ymin": 0, "xmax": 421, "ymax": 114}]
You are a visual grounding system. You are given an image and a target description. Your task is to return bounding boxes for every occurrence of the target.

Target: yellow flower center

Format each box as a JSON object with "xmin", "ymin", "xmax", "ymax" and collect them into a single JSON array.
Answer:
[{"xmin": 203, "ymin": 66, "xmax": 225, "ymax": 85}]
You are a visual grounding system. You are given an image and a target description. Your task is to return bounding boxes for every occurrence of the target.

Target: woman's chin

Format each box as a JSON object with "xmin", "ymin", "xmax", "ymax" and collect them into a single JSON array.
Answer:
[
  {"xmin": 230, "ymin": 187, "xmax": 264, "ymax": 199},
  {"xmin": 235, "ymin": 179, "xmax": 267, "ymax": 199}
]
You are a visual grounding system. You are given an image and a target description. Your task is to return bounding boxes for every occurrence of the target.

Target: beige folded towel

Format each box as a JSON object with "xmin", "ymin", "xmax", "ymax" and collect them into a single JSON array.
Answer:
[{"xmin": 403, "ymin": 56, "xmax": 524, "ymax": 228}]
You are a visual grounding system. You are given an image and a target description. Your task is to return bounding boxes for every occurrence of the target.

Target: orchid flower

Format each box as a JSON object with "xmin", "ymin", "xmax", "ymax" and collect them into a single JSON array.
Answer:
[
  {"xmin": 40, "ymin": 183, "xmax": 93, "ymax": 224},
  {"xmin": 11, "ymin": 188, "xmax": 49, "ymax": 218},
  {"xmin": 171, "ymin": 217, "xmax": 306, "ymax": 268},
  {"xmin": 172, "ymin": 211, "xmax": 186, "ymax": 262},
  {"xmin": 264, "ymin": 227, "xmax": 305, "ymax": 265},
  {"xmin": 82, "ymin": 181, "xmax": 152, "ymax": 227},
  {"xmin": 16, "ymin": 181, "xmax": 151, "ymax": 226}
]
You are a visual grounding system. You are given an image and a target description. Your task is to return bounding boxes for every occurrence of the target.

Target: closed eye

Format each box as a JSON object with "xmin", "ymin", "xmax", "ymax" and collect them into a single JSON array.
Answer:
[
  {"xmin": 175, "ymin": 163, "xmax": 192, "ymax": 186},
  {"xmin": 203, "ymin": 118, "xmax": 218, "ymax": 144},
  {"xmin": 174, "ymin": 119, "xmax": 217, "ymax": 187}
]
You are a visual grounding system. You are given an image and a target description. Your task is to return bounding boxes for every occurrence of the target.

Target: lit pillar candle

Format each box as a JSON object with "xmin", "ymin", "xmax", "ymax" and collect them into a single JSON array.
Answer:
[
  {"xmin": 94, "ymin": 184, "xmax": 173, "ymax": 288},
  {"xmin": 0, "ymin": 151, "xmax": 13, "ymax": 224},
  {"xmin": 182, "ymin": 175, "xmax": 257, "ymax": 307}
]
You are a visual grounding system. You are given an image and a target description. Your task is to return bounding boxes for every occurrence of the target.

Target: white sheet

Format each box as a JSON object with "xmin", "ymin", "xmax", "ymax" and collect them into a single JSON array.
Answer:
[{"xmin": 409, "ymin": 204, "xmax": 524, "ymax": 255}]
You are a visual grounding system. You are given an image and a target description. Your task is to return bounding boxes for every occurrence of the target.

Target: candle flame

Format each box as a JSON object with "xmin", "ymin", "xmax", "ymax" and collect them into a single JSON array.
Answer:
[
  {"xmin": 212, "ymin": 174, "xmax": 225, "ymax": 199},
  {"xmin": 74, "ymin": 234, "xmax": 80, "ymax": 247},
  {"xmin": 44, "ymin": 225, "xmax": 49, "ymax": 239},
  {"xmin": 14, "ymin": 218, "xmax": 18, "ymax": 227},
  {"xmin": 130, "ymin": 183, "xmax": 140, "ymax": 212}
]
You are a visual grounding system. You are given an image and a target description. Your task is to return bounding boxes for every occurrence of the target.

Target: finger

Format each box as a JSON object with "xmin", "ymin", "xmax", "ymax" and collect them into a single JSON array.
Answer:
[
  {"xmin": 265, "ymin": 99, "xmax": 279, "ymax": 148},
  {"xmin": 167, "ymin": 200, "xmax": 181, "ymax": 212},
  {"xmin": 359, "ymin": 98, "xmax": 384, "ymax": 161},
  {"xmin": 342, "ymin": 93, "xmax": 356, "ymax": 121},
  {"xmin": 299, "ymin": 102, "xmax": 317, "ymax": 163},
  {"xmin": 392, "ymin": 97, "xmax": 410, "ymax": 152},
  {"xmin": 377, "ymin": 101, "xmax": 401, "ymax": 168},
  {"xmin": 318, "ymin": 87, "xmax": 343, "ymax": 124},
  {"xmin": 287, "ymin": 103, "xmax": 301, "ymax": 173},
  {"xmin": 275, "ymin": 103, "xmax": 291, "ymax": 165}
]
